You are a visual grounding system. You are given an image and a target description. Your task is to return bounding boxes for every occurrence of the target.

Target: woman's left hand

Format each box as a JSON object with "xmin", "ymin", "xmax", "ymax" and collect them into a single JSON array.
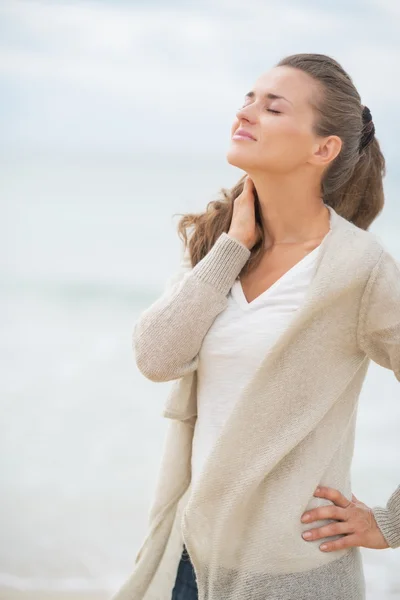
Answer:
[{"xmin": 300, "ymin": 486, "xmax": 389, "ymax": 552}]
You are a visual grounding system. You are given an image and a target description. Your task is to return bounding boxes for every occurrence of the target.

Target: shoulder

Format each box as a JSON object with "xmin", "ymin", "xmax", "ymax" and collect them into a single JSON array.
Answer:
[
  {"xmin": 326, "ymin": 207, "xmax": 400, "ymax": 294},
  {"xmin": 342, "ymin": 221, "xmax": 400, "ymax": 296},
  {"xmin": 333, "ymin": 209, "xmax": 391, "ymax": 264}
]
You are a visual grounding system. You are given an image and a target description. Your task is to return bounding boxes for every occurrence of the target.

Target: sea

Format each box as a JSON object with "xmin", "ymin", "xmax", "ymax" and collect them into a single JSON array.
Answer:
[{"xmin": 1, "ymin": 151, "xmax": 399, "ymax": 599}]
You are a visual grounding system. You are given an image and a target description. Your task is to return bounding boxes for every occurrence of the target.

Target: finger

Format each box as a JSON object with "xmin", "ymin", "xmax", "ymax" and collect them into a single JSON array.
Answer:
[
  {"xmin": 314, "ymin": 486, "xmax": 352, "ymax": 509},
  {"xmin": 302, "ymin": 505, "xmax": 347, "ymax": 523},
  {"xmin": 243, "ymin": 176, "xmax": 252, "ymax": 191},
  {"xmin": 302, "ymin": 521, "xmax": 353, "ymax": 542},
  {"xmin": 319, "ymin": 533, "xmax": 360, "ymax": 553}
]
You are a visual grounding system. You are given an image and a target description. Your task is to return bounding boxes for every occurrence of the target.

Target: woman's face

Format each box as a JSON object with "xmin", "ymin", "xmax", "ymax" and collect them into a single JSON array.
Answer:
[{"xmin": 226, "ymin": 66, "xmax": 323, "ymax": 174}]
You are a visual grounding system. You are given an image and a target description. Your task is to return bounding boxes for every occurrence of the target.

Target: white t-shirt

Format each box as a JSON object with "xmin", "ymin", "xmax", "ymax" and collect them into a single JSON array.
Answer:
[{"xmin": 191, "ymin": 240, "xmax": 328, "ymax": 487}]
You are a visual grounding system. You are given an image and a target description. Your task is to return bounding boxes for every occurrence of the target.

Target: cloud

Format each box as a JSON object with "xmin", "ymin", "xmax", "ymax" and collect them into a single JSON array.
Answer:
[{"xmin": 0, "ymin": 0, "xmax": 399, "ymax": 155}]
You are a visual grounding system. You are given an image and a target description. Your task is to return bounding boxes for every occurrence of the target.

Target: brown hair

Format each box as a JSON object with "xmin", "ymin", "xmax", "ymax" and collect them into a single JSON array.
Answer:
[{"xmin": 174, "ymin": 53, "xmax": 386, "ymax": 276}]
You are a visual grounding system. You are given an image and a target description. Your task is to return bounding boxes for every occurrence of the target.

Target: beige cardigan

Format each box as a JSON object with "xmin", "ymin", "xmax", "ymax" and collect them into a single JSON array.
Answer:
[{"xmin": 110, "ymin": 205, "xmax": 400, "ymax": 600}]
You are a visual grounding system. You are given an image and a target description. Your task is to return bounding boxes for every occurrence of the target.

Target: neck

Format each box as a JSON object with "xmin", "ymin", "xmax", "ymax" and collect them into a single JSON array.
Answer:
[{"xmin": 247, "ymin": 169, "xmax": 330, "ymax": 246}]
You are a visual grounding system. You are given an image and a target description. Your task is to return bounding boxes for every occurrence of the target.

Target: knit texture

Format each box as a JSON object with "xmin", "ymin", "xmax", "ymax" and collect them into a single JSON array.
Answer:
[{"xmin": 111, "ymin": 205, "xmax": 399, "ymax": 600}]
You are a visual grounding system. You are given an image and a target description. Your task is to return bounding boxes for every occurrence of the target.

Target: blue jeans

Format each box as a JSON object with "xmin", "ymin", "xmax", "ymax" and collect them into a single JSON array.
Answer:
[{"xmin": 171, "ymin": 545, "xmax": 198, "ymax": 600}]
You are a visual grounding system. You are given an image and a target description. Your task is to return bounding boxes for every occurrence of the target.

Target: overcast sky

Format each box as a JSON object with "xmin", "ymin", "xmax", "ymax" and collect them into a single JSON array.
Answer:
[{"xmin": 0, "ymin": 0, "xmax": 399, "ymax": 160}]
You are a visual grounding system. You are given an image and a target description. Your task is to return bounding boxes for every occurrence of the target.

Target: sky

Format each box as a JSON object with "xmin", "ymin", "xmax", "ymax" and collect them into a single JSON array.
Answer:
[{"xmin": 0, "ymin": 0, "xmax": 400, "ymax": 160}]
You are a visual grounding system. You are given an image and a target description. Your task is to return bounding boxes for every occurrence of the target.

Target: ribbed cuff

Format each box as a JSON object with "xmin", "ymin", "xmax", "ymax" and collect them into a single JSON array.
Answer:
[
  {"xmin": 191, "ymin": 232, "xmax": 251, "ymax": 296},
  {"xmin": 371, "ymin": 485, "xmax": 400, "ymax": 549}
]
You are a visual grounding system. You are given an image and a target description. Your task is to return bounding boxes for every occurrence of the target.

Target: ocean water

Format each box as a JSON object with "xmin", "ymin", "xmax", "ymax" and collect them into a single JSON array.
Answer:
[{"xmin": 1, "ymin": 153, "xmax": 400, "ymax": 599}]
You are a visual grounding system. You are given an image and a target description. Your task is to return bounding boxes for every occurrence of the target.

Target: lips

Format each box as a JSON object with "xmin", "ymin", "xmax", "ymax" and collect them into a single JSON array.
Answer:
[{"xmin": 232, "ymin": 128, "xmax": 256, "ymax": 141}]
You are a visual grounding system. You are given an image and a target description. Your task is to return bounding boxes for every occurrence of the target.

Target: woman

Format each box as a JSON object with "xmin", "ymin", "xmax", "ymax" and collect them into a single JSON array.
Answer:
[{"xmin": 111, "ymin": 53, "xmax": 399, "ymax": 600}]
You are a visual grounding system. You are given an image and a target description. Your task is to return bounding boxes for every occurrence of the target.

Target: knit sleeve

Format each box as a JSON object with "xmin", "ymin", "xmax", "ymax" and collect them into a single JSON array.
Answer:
[
  {"xmin": 357, "ymin": 249, "xmax": 400, "ymax": 549},
  {"xmin": 371, "ymin": 486, "xmax": 400, "ymax": 549},
  {"xmin": 132, "ymin": 232, "xmax": 251, "ymax": 382}
]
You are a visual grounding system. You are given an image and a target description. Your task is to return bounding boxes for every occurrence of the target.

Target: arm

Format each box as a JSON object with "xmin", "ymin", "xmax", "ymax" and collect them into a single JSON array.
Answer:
[
  {"xmin": 357, "ymin": 249, "xmax": 400, "ymax": 548},
  {"xmin": 133, "ymin": 232, "xmax": 251, "ymax": 382}
]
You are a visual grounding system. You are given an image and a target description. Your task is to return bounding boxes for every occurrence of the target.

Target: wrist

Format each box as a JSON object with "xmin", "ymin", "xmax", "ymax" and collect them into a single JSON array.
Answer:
[{"xmin": 227, "ymin": 231, "xmax": 252, "ymax": 251}]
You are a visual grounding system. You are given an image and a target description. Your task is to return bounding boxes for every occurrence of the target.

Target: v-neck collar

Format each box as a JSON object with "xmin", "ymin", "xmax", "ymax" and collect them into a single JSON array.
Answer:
[
  {"xmin": 232, "ymin": 242, "xmax": 323, "ymax": 311},
  {"xmin": 231, "ymin": 204, "xmax": 333, "ymax": 311}
]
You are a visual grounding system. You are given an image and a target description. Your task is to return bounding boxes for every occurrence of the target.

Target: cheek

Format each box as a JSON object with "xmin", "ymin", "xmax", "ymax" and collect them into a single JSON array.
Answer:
[{"xmin": 261, "ymin": 121, "xmax": 309, "ymax": 156}]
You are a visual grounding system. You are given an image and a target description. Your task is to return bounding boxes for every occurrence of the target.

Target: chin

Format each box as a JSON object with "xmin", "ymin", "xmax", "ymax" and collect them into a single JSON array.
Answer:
[
  {"xmin": 226, "ymin": 149, "xmax": 259, "ymax": 173},
  {"xmin": 226, "ymin": 147, "xmax": 253, "ymax": 171}
]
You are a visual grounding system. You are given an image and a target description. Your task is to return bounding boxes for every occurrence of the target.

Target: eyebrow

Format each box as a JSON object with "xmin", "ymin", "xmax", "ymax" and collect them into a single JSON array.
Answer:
[{"xmin": 244, "ymin": 91, "xmax": 293, "ymax": 105}]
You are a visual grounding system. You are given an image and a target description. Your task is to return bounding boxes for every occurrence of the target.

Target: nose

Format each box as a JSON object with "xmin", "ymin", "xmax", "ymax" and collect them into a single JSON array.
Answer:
[{"xmin": 235, "ymin": 103, "xmax": 257, "ymax": 123}]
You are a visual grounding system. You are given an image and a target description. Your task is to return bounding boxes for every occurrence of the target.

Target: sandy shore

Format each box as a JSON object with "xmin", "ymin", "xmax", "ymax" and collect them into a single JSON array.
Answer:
[{"xmin": 0, "ymin": 590, "xmax": 110, "ymax": 600}]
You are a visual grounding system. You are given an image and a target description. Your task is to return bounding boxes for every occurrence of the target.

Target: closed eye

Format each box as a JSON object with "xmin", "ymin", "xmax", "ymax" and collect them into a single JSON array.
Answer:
[{"xmin": 267, "ymin": 109, "xmax": 281, "ymax": 114}]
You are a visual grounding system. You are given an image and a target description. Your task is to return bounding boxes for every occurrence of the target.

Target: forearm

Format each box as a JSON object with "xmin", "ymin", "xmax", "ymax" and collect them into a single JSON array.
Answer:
[{"xmin": 133, "ymin": 232, "xmax": 250, "ymax": 381}]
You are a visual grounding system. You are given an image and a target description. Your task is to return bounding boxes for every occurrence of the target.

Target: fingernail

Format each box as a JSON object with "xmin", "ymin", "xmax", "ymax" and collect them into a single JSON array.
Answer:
[
  {"xmin": 315, "ymin": 487, "xmax": 321, "ymax": 493},
  {"xmin": 302, "ymin": 532, "xmax": 312, "ymax": 539},
  {"xmin": 302, "ymin": 514, "xmax": 310, "ymax": 522},
  {"xmin": 320, "ymin": 544, "xmax": 328, "ymax": 551}
]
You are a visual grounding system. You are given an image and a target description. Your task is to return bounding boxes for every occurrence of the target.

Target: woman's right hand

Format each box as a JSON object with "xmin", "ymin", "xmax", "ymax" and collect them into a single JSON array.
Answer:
[{"xmin": 227, "ymin": 175, "xmax": 261, "ymax": 250}]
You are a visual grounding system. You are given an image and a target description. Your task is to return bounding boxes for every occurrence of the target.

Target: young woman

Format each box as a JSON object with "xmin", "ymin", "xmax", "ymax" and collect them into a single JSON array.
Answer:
[{"xmin": 111, "ymin": 53, "xmax": 399, "ymax": 600}]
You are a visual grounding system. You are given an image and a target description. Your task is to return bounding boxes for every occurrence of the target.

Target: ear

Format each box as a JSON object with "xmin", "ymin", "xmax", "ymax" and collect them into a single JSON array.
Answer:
[{"xmin": 308, "ymin": 135, "xmax": 342, "ymax": 168}]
